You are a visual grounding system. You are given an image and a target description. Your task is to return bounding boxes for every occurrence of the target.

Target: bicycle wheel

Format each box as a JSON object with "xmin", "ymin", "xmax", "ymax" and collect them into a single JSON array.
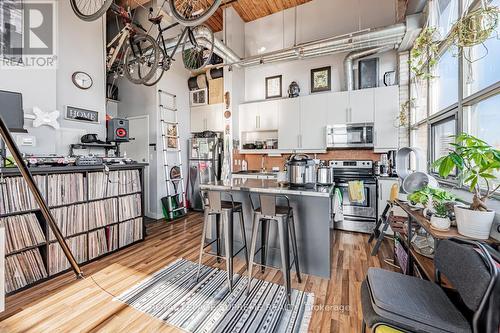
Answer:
[
  {"xmin": 123, "ymin": 34, "xmax": 160, "ymax": 85},
  {"xmin": 168, "ymin": 0, "xmax": 222, "ymax": 26},
  {"xmin": 143, "ymin": 48, "xmax": 169, "ymax": 87},
  {"xmin": 182, "ymin": 25, "xmax": 214, "ymax": 71},
  {"xmin": 70, "ymin": 0, "xmax": 113, "ymax": 21}
]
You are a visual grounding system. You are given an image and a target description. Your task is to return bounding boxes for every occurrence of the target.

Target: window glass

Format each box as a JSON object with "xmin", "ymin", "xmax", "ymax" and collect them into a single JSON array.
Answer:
[
  {"xmin": 432, "ymin": 48, "xmax": 459, "ymax": 113},
  {"xmin": 431, "ymin": 116, "xmax": 457, "ymax": 173},
  {"xmin": 410, "ymin": 76, "xmax": 428, "ymax": 124},
  {"xmin": 467, "ymin": 93, "xmax": 500, "ymax": 150},
  {"xmin": 435, "ymin": 0, "xmax": 459, "ymax": 38},
  {"xmin": 463, "ymin": 0, "xmax": 500, "ymax": 96}
]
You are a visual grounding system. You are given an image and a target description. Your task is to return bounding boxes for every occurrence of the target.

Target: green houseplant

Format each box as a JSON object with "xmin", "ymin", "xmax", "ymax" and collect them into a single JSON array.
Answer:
[
  {"xmin": 409, "ymin": 27, "xmax": 439, "ymax": 80},
  {"xmin": 433, "ymin": 133, "xmax": 500, "ymax": 239}
]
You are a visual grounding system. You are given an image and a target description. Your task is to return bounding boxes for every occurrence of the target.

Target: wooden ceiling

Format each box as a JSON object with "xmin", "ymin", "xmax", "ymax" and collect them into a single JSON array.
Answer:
[
  {"xmin": 122, "ymin": 0, "xmax": 312, "ymax": 33},
  {"xmin": 210, "ymin": 0, "xmax": 313, "ymax": 32}
]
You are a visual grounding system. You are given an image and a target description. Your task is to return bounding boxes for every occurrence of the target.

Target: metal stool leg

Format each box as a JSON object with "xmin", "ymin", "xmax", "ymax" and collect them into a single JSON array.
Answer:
[
  {"xmin": 196, "ymin": 209, "xmax": 210, "ymax": 281},
  {"xmin": 278, "ymin": 216, "xmax": 292, "ymax": 305},
  {"xmin": 288, "ymin": 212, "xmax": 302, "ymax": 283},
  {"xmin": 261, "ymin": 219, "xmax": 270, "ymax": 273},
  {"xmin": 247, "ymin": 212, "xmax": 260, "ymax": 296},
  {"xmin": 223, "ymin": 210, "xmax": 234, "ymax": 291},
  {"xmin": 215, "ymin": 214, "xmax": 221, "ymax": 263},
  {"xmin": 238, "ymin": 209, "xmax": 249, "ymax": 268}
]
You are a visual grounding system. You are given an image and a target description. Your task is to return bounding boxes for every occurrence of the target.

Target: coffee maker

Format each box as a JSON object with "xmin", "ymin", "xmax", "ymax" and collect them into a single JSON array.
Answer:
[{"xmin": 388, "ymin": 150, "xmax": 397, "ymax": 176}]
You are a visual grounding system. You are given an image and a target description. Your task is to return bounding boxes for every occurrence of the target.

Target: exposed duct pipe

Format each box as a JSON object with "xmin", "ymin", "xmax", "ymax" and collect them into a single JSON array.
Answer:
[{"xmin": 344, "ymin": 45, "xmax": 396, "ymax": 91}]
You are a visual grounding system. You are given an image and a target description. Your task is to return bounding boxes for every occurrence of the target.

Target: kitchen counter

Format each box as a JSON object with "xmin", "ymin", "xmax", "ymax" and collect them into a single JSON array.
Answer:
[
  {"xmin": 200, "ymin": 178, "xmax": 333, "ymax": 278},
  {"xmin": 201, "ymin": 178, "xmax": 333, "ymax": 198}
]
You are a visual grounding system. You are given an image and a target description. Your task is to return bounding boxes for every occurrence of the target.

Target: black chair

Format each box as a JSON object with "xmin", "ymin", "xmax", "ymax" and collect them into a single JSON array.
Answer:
[{"xmin": 361, "ymin": 238, "xmax": 500, "ymax": 333}]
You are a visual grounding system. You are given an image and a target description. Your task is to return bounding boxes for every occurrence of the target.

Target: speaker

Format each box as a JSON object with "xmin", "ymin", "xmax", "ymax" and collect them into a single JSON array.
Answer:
[{"xmin": 107, "ymin": 118, "xmax": 129, "ymax": 143}]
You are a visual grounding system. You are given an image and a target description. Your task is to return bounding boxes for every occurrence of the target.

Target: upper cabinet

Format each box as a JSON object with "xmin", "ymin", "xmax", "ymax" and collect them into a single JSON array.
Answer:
[
  {"xmin": 327, "ymin": 91, "xmax": 349, "ymax": 124},
  {"xmin": 300, "ymin": 94, "xmax": 328, "ymax": 150},
  {"xmin": 240, "ymin": 100, "xmax": 279, "ymax": 132},
  {"xmin": 348, "ymin": 88, "xmax": 375, "ymax": 123},
  {"xmin": 191, "ymin": 104, "xmax": 224, "ymax": 133},
  {"xmin": 374, "ymin": 86, "xmax": 399, "ymax": 152},
  {"xmin": 278, "ymin": 98, "xmax": 300, "ymax": 150}
]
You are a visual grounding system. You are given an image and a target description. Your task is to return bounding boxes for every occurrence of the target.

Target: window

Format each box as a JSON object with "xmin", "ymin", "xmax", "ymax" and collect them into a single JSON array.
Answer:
[
  {"xmin": 432, "ymin": 48, "xmax": 459, "ymax": 113},
  {"xmin": 463, "ymin": 0, "xmax": 500, "ymax": 96},
  {"xmin": 435, "ymin": 0, "xmax": 459, "ymax": 38},
  {"xmin": 410, "ymin": 76, "xmax": 428, "ymax": 124},
  {"xmin": 410, "ymin": 123, "xmax": 429, "ymax": 171},
  {"xmin": 431, "ymin": 115, "xmax": 457, "ymax": 173},
  {"xmin": 466, "ymin": 93, "xmax": 500, "ymax": 150}
]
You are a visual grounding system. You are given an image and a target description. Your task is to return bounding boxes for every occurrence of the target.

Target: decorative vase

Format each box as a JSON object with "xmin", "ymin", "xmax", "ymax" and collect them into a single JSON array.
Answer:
[
  {"xmin": 430, "ymin": 215, "xmax": 451, "ymax": 231},
  {"xmin": 454, "ymin": 205, "xmax": 495, "ymax": 240}
]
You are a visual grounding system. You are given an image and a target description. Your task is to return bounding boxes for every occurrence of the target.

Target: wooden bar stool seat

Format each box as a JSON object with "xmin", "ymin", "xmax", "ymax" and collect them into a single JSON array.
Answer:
[{"xmin": 196, "ymin": 191, "xmax": 249, "ymax": 292}]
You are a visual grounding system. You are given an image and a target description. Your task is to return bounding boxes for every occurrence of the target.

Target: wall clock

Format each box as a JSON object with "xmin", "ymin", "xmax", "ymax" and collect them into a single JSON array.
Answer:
[{"xmin": 72, "ymin": 71, "xmax": 93, "ymax": 90}]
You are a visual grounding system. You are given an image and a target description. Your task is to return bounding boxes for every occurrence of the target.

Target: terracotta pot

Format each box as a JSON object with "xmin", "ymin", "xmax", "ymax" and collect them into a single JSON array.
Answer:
[{"xmin": 454, "ymin": 205, "xmax": 495, "ymax": 240}]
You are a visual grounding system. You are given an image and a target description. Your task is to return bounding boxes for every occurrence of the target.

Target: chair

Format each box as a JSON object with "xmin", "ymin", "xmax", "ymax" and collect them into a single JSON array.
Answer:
[
  {"xmin": 196, "ymin": 190, "xmax": 249, "ymax": 291},
  {"xmin": 247, "ymin": 194, "xmax": 302, "ymax": 304},
  {"xmin": 361, "ymin": 238, "xmax": 500, "ymax": 333}
]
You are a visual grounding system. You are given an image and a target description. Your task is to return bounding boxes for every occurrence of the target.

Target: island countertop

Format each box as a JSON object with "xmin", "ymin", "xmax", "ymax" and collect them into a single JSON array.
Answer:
[{"xmin": 200, "ymin": 178, "xmax": 334, "ymax": 198}]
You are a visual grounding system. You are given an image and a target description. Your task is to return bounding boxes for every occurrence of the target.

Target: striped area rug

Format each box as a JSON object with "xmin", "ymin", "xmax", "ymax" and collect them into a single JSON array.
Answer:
[{"xmin": 116, "ymin": 258, "xmax": 314, "ymax": 332}]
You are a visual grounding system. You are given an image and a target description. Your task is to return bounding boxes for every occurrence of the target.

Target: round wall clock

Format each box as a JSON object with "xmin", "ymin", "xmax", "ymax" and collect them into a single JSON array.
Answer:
[{"xmin": 72, "ymin": 71, "xmax": 93, "ymax": 90}]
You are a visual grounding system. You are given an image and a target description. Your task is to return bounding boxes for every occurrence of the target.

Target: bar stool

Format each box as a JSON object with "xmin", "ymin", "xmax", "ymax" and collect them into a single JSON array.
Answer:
[
  {"xmin": 247, "ymin": 194, "xmax": 302, "ymax": 304},
  {"xmin": 196, "ymin": 190, "xmax": 249, "ymax": 291}
]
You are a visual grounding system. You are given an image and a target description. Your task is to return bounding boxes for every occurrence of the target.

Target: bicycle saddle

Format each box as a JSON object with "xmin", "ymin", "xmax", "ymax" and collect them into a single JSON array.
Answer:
[{"xmin": 148, "ymin": 15, "xmax": 163, "ymax": 24}]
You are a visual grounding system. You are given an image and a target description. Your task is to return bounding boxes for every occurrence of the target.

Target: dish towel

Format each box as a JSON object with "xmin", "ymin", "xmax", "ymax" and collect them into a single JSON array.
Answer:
[
  {"xmin": 333, "ymin": 187, "xmax": 343, "ymax": 222},
  {"xmin": 348, "ymin": 180, "xmax": 365, "ymax": 204}
]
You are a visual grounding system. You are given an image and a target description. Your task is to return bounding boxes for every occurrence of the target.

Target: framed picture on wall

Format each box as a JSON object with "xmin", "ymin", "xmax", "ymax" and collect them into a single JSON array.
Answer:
[
  {"xmin": 310, "ymin": 66, "xmax": 331, "ymax": 93},
  {"xmin": 359, "ymin": 58, "xmax": 379, "ymax": 89},
  {"xmin": 265, "ymin": 75, "xmax": 282, "ymax": 99}
]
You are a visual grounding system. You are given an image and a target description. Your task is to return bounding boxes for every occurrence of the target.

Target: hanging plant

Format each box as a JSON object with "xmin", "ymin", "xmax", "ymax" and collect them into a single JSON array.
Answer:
[
  {"xmin": 409, "ymin": 27, "xmax": 440, "ymax": 80},
  {"xmin": 394, "ymin": 99, "xmax": 415, "ymax": 128},
  {"xmin": 451, "ymin": 2, "xmax": 499, "ymax": 62}
]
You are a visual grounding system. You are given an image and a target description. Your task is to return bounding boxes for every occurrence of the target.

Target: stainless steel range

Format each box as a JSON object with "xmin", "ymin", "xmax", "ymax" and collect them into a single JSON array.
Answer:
[{"xmin": 329, "ymin": 160, "xmax": 377, "ymax": 233}]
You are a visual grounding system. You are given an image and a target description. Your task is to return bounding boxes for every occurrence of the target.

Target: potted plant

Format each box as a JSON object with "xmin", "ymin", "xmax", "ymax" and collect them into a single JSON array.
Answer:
[
  {"xmin": 409, "ymin": 27, "xmax": 440, "ymax": 80},
  {"xmin": 433, "ymin": 133, "xmax": 500, "ymax": 239},
  {"xmin": 408, "ymin": 186, "xmax": 456, "ymax": 217},
  {"xmin": 430, "ymin": 200, "xmax": 452, "ymax": 231}
]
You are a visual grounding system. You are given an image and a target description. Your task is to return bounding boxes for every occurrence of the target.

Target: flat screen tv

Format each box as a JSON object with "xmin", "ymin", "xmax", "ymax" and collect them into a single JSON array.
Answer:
[{"xmin": 0, "ymin": 90, "xmax": 25, "ymax": 132}]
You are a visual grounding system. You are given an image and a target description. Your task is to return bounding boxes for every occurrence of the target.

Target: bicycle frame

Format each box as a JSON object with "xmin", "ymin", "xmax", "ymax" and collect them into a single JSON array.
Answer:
[
  {"xmin": 106, "ymin": 24, "xmax": 133, "ymax": 71},
  {"xmin": 154, "ymin": 21, "xmax": 190, "ymax": 65}
]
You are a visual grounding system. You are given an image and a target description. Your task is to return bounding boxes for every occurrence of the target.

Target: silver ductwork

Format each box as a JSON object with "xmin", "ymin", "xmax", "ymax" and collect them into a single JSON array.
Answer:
[{"xmin": 344, "ymin": 45, "xmax": 396, "ymax": 91}]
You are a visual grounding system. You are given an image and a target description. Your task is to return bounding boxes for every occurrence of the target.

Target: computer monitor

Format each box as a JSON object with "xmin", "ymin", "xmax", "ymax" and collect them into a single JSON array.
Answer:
[{"xmin": 0, "ymin": 90, "xmax": 25, "ymax": 132}]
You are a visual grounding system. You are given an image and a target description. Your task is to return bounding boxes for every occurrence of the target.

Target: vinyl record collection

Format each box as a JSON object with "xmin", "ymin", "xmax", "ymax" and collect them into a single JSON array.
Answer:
[
  {"xmin": 49, "ymin": 204, "xmax": 88, "ymax": 241},
  {"xmin": 89, "ymin": 229, "xmax": 108, "ymax": 260},
  {"xmin": 48, "ymin": 235, "xmax": 87, "ymax": 275},
  {"xmin": 1, "ymin": 213, "xmax": 46, "ymax": 254},
  {"xmin": 119, "ymin": 218, "xmax": 143, "ymax": 247},
  {"xmin": 88, "ymin": 171, "xmax": 119, "ymax": 200},
  {"xmin": 88, "ymin": 198, "xmax": 118, "ymax": 230},
  {"xmin": 0, "ymin": 175, "xmax": 45, "ymax": 214},
  {"xmin": 47, "ymin": 173, "xmax": 85, "ymax": 206},
  {"xmin": 1, "ymin": 166, "xmax": 144, "ymax": 293},
  {"xmin": 119, "ymin": 194, "xmax": 142, "ymax": 221},
  {"xmin": 5, "ymin": 249, "xmax": 48, "ymax": 293},
  {"xmin": 118, "ymin": 170, "xmax": 142, "ymax": 195}
]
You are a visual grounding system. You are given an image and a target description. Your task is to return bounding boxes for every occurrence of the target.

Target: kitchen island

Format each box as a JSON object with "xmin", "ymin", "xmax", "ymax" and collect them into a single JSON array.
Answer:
[{"xmin": 200, "ymin": 178, "xmax": 333, "ymax": 278}]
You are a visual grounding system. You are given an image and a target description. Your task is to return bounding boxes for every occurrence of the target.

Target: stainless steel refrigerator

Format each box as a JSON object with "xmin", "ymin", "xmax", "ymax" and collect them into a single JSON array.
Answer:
[{"xmin": 188, "ymin": 135, "xmax": 223, "ymax": 211}]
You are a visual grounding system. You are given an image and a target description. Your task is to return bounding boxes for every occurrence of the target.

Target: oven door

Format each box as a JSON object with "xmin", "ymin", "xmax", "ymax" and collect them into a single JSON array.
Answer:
[{"xmin": 335, "ymin": 179, "xmax": 376, "ymax": 219}]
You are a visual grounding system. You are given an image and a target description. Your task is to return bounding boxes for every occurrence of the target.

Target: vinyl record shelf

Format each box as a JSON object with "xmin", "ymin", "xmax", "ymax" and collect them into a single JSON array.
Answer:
[{"xmin": 0, "ymin": 164, "xmax": 147, "ymax": 295}]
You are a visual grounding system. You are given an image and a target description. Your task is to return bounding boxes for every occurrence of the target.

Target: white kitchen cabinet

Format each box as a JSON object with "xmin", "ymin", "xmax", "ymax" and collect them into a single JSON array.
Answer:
[
  {"xmin": 190, "ymin": 104, "xmax": 224, "ymax": 132},
  {"xmin": 327, "ymin": 91, "xmax": 349, "ymax": 124},
  {"xmin": 374, "ymin": 86, "xmax": 399, "ymax": 152},
  {"xmin": 300, "ymin": 94, "xmax": 328, "ymax": 149},
  {"xmin": 239, "ymin": 100, "xmax": 278, "ymax": 132},
  {"xmin": 278, "ymin": 98, "xmax": 300, "ymax": 149},
  {"xmin": 348, "ymin": 88, "xmax": 374, "ymax": 123}
]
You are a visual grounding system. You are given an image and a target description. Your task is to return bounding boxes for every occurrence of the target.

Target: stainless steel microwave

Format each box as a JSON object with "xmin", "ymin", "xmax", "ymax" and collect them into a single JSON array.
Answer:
[{"xmin": 326, "ymin": 123, "xmax": 374, "ymax": 148}]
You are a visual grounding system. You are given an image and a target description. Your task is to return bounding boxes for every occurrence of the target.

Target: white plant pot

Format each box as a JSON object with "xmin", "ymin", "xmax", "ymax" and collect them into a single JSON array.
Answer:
[
  {"xmin": 430, "ymin": 215, "xmax": 451, "ymax": 231},
  {"xmin": 454, "ymin": 205, "xmax": 495, "ymax": 240}
]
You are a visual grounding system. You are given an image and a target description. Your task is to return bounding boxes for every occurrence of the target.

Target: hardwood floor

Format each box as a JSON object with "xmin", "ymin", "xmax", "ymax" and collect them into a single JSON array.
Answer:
[{"xmin": 0, "ymin": 213, "xmax": 394, "ymax": 332}]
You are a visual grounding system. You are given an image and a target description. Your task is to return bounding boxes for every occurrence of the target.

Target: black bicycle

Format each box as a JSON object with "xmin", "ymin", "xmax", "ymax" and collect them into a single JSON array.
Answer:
[{"xmin": 142, "ymin": 7, "xmax": 214, "ymax": 86}]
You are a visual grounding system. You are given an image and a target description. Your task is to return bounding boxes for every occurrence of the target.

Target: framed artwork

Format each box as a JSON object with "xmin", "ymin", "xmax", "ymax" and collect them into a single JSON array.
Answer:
[
  {"xmin": 359, "ymin": 58, "xmax": 379, "ymax": 89},
  {"xmin": 265, "ymin": 75, "xmax": 282, "ymax": 99},
  {"xmin": 310, "ymin": 66, "xmax": 331, "ymax": 93}
]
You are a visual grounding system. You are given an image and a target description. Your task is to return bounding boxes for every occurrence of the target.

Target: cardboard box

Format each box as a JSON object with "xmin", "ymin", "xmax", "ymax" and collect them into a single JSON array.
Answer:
[{"xmin": 209, "ymin": 78, "xmax": 223, "ymax": 104}]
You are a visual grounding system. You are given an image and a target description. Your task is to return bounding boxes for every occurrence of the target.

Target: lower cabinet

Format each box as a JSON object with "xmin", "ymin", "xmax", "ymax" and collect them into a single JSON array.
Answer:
[
  {"xmin": 191, "ymin": 104, "xmax": 224, "ymax": 132},
  {"xmin": 377, "ymin": 178, "xmax": 399, "ymax": 218}
]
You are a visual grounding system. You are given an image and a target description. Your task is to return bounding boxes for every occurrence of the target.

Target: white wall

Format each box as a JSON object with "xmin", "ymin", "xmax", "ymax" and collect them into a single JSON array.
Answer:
[
  {"xmin": 0, "ymin": 0, "xmax": 106, "ymax": 155},
  {"xmin": 244, "ymin": 51, "xmax": 397, "ymax": 102}
]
